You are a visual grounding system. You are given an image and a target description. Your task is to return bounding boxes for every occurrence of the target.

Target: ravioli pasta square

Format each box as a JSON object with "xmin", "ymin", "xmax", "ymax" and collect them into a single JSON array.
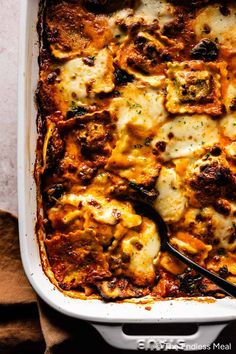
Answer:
[{"xmin": 166, "ymin": 61, "xmax": 224, "ymax": 115}]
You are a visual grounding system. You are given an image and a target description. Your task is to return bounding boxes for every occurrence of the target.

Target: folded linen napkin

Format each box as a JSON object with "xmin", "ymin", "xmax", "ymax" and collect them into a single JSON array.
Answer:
[{"xmin": 0, "ymin": 209, "xmax": 235, "ymax": 354}]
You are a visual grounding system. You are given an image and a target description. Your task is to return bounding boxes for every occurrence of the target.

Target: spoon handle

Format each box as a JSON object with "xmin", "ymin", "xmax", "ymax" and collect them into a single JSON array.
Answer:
[{"xmin": 167, "ymin": 242, "xmax": 236, "ymax": 297}]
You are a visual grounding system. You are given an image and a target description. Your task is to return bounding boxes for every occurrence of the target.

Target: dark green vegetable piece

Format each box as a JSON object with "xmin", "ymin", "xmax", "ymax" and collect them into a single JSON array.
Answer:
[
  {"xmin": 178, "ymin": 270, "xmax": 202, "ymax": 295},
  {"xmin": 114, "ymin": 66, "xmax": 134, "ymax": 86},
  {"xmin": 190, "ymin": 39, "xmax": 219, "ymax": 62},
  {"xmin": 66, "ymin": 106, "xmax": 89, "ymax": 119},
  {"xmin": 43, "ymin": 184, "xmax": 65, "ymax": 207}
]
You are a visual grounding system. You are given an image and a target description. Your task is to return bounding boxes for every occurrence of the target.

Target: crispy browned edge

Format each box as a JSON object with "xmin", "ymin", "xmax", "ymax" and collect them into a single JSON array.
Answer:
[{"xmin": 33, "ymin": 0, "xmax": 98, "ymax": 300}]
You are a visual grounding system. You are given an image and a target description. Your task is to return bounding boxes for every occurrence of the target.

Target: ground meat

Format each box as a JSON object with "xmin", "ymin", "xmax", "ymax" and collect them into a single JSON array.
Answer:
[
  {"xmin": 199, "ymin": 277, "xmax": 223, "ymax": 296},
  {"xmin": 162, "ymin": 15, "xmax": 185, "ymax": 38},
  {"xmin": 213, "ymin": 199, "xmax": 231, "ymax": 216},
  {"xmin": 77, "ymin": 121, "xmax": 115, "ymax": 158},
  {"xmin": 189, "ymin": 161, "xmax": 236, "ymax": 205},
  {"xmin": 96, "ymin": 277, "xmax": 149, "ymax": 301},
  {"xmin": 152, "ymin": 272, "xmax": 181, "ymax": 298},
  {"xmin": 77, "ymin": 163, "xmax": 97, "ymax": 183}
]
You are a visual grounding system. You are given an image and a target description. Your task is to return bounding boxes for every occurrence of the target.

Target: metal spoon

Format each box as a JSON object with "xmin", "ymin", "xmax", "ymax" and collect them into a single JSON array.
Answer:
[{"xmin": 133, "ymin": 200, "xmax": 236, "ymax": 298}]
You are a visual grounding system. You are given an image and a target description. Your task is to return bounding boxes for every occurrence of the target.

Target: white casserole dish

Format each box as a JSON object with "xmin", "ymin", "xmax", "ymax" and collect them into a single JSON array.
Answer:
[{"xmin": 18, "ymin": 0, "xmax": 236, "ymax": 350}]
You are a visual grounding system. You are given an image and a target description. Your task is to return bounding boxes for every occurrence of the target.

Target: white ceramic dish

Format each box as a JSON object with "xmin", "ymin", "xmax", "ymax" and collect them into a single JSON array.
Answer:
[{"xmin": 18, "ymin": 0, "xmax": 236, "ymax": 350}]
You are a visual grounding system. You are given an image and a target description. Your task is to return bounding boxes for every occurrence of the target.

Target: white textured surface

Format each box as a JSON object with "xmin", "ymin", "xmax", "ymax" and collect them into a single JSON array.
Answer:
[{"xmin": 0, "ymin": 0, "xmax": 20, "ymax": 216}]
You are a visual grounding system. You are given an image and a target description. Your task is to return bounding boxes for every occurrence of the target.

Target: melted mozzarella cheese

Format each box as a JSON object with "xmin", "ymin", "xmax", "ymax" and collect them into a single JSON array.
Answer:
[
  {"xmin": 58, "ymin": 193, "xmax": 142, "ymax": 228},
  {"xmin": 194, "ymin": 4, "xmax": 236, "ymax": 51},
  {"xmin": 203, "ymin": 206, "xmax": 236, "ymax": 251},
  {"xmin": 223, "ymin": 83, "xmax": 236, "ymax": 112},
  {"xmin": 152, "ymin": 115, "xmax": 219, "ymax": 160},
  {"xmin": 107, "ymin": 84, "xmax": 166, "ymax": 185},
  {"xmin": 111, "ymin": 83, "xmax": 168, "ymax": 132},
  {"xmin": 108, "ymin": 0, "xmax": 174, "ymax": 34},
  {"xmin": 154, "ymin": 167, "xmax": 187, "ymax": 222},
  {"xmin": 220, "ymin": 114, "xmax": 236, "ymax": 140},
  {"xmin": 225, "ymin": 142, "xmax": 236, "ymax": 160},
  {"xmin": 57, "ymin": 48, "xmax": 114, "ymax": 107},
  {"xmin": 208, "ymin": 253, "xmax": 236, "ymax": 275},
  {"xmin": 171, "ymin": 232, "xmax": 212, "ymax": 264},
  {"xmin": 134, "ymin": 0, "xmax": 175, "ymax": 27},
  {"xmin": 120, "ymin": 217, "xmax": 161, "ymax": 286},
  {"xmin": 180, "ymin": 205, "xmax": 236, "ymax": 251}
]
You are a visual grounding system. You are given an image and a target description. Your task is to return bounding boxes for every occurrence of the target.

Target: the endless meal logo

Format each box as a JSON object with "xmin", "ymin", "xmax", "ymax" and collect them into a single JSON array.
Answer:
[{"xmin": 136, "ymin": 339, "xmax": 232, "ymax": 351}]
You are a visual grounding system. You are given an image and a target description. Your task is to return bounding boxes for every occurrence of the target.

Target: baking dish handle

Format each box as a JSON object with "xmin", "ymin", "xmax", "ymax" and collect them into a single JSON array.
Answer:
[{"xmin": 92, "ymin": 322, "xmax": 227, "ymax": 350}]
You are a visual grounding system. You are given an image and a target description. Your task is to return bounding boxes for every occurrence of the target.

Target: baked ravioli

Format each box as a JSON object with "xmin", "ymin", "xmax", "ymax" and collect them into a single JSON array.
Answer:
[{"xmin": 36, "ymin": 0, "xmax": 236, "ymax": 301}]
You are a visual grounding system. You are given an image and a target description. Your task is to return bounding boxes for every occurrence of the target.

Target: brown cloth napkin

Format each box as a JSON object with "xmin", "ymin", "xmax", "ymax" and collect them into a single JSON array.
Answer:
[{"xmin": 0, "ymin": 209, "xmax": 235, "ymax": 354}]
